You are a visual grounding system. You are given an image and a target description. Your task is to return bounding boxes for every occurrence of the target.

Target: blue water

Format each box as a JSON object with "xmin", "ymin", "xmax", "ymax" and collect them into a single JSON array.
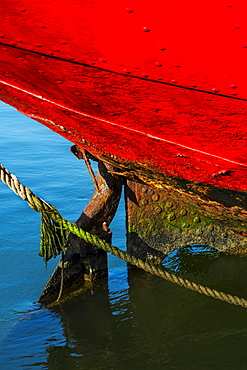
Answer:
[
  {"xmin": 0, "ymin": 101, "xmax": 95, "ymax": 331},
  {"xmin": 1, "ymin": 101, "xmax": 247, "ymax": 369}
]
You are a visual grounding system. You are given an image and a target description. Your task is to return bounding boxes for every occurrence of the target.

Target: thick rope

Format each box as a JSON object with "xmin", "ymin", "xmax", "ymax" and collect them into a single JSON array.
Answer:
[{"xmin": 1, "ymin": 162, "xmax": 247, "ymax": 308}]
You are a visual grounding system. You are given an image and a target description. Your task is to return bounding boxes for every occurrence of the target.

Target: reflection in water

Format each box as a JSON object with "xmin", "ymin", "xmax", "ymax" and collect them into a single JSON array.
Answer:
[
  {"xmin": 2, "ymin": 247, "xmax": 247, "ymax": 369},
  {"xmin": 163, "ymin": 245, "xmax": 221, "ymax": 274}
]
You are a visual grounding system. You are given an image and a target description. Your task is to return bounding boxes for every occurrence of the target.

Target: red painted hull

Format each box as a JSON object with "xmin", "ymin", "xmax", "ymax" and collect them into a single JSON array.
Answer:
[{"xmin": 1, "ymin": 1, "xmax": 247, "ymax": 192}]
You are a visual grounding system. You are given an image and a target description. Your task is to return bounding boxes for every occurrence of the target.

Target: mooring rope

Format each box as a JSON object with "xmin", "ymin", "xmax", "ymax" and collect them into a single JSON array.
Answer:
[{"xmin": 1, "ymin": 162, "xmax": 247, "ymax": 308}]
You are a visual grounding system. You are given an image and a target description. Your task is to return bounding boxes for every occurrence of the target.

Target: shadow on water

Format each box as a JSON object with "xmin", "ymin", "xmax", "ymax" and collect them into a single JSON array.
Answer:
[{"xmin": 2, "ymin": 246, "xmax": 247, "ymax": 369}]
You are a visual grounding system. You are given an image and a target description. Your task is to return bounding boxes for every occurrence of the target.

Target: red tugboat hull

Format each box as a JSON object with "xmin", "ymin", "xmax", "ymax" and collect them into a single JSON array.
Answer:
[{"xmin": 1, "ymin": 0, "xmax": 247, "ymax": 192}]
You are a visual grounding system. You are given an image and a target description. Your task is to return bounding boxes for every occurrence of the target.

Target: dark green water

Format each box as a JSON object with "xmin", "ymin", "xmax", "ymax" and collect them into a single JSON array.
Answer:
[{"xmin": 1, "ymin": 102, "xmax": 247, "ymax": 369}]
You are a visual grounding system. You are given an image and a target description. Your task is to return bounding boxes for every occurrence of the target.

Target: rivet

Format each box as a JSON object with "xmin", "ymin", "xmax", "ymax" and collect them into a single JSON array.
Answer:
[
  {"xmin": 180, "ymin": 209, "xmax": 187, "ymax": 216},
  {"xmin": 126, "ymin": 7, "xmax": 134, "ymax": 13},
  {"xmin": 171, "ymin": 79, "xmax": 178, "ymax": 83},
  {"xmin": 234, "ymin": 24, "xmax": 241, "ymax": 29},
  {"xmin": 242, "ymin": 43, "xmax": 247, "ymax": 48},
  {"xmin": 154, "ymin": 61, "xmax": 162, "ymax": 67},
  {"xmin": 123, "ymin": 68, "xmax": 131, "ymax": 73},
  {"xmin": 158, "ymin": 45, "xmax": 166, "ymax": 50},
  {"xmin": 34, "ymin": 43, "xmax": 42, "ymax": 47},
  {"xmin": 230, "ymin": 83, "xmax": 237, "ymax": 88},
  {"xmin": 226, "ymin": 3, "xmax": 233, "ymax": 7},
  {"xmin": 99, "ymin": 58, "xmax": 106, "ymax": 63},
  {"xmin": 152, "ymin": 194, "xmax": 160, "ymax": 201},
  {"xmin": 141, "ymin": 72, "xmax": 149, "ymax": 77},
  {"xmin": 174, "ymin": 63, "xmax": 181, "ymax": 68},
  {"xmin": 140, "ymin": 199, "xmax": 148, "ymax": 207},
  {"xmin": 143, "ymin": 27, "xmax": 150, "ymax": 32},
  {"xmin": 167, "ymin": 212, "xmax": 176, "ymax": 221},
  {"xmin": 19, "ymin": 7, "xmax": 27, "ymax": 12},
  {"xmin": 155, "ymin": 206, "xmax": 162, "ymax": 214},
  {"xmin": 0, "ymin": 34, "xmax": 4, "ymax": 38},
  {"xmin": 38, "ymin": 70, "xmax": 44, "ymax": 74},
  {"xmin": 211, "ymin": 88, "xmax": 219, "ymax": 93},
  {"xmin": 193, "ymin": 216, "xmax": 200, "ymax": 223},
  {"xmin": 165, "ymin": 201, "xmax": 173, "ymax": 208}
]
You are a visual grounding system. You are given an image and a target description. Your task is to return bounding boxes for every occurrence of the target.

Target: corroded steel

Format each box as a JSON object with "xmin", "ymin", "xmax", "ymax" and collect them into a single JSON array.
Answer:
[
  {"xmin": 39, "ymin": 161, "xmax": 124, "ymax": 305},
  {"xmin": 125, "ymin": 181, "xmax": 247, "ymax": 259},
  {"xmin": 0, "ymin": 1, "xmax": 247, "ymax": 193}
]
